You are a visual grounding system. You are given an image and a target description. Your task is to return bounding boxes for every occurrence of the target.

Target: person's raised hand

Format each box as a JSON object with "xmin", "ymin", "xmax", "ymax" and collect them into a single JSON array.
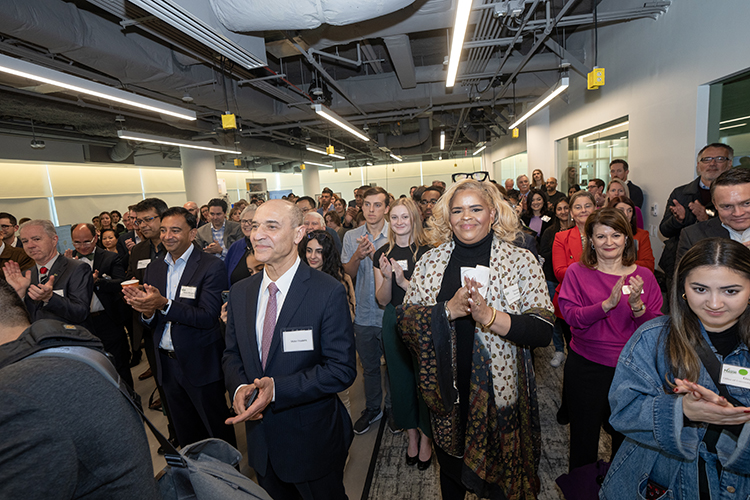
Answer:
[
  {"xmin": 378, "ymin": 253, "xmax": 392, "ymax": 278},
  {"xmin": 602, "ymin": 275, "xmax": 625, "ymax": 312},
  {"xmin": 627, "ymin": 275, "xmax": 644, "ymax": 307},
  {"xmin": 27, "ymin": 275, "xmax": 55, "ymax": 303},
  {"xmin": 687, "ymin": 200, "xmax": 709, "ymax": 222},
  {"xmin": 225, "ymin": 377, "xmax": 274, "ymax": 425},
  {"xmin": 2, "ymin": 261, "xmax": 31, "ymax": 297},
  {"xmin": 669, "ymin": 199, "xmax": 686, "ymax": 222}
]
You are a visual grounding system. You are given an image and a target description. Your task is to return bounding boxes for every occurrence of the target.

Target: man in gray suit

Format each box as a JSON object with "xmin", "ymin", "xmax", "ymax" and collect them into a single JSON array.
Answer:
[
  {"xmin": 194, "ymin": 198, "xmax": 243, "ymax": 261},
  {"xmin": 2, "ymin": 220, "xmax": 93, "ymax": 328},
  {"xmin": 677, "ymin": 168, "xmax": 750, "ymax": 261}
]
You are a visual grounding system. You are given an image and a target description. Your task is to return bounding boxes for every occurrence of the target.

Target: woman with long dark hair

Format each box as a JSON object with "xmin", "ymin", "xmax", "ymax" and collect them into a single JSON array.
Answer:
[
  {"xmin": 601, "ymin": 238, "xmax": 750, "ymax": 499},
  {"xmin": 539, "ymin": 196, "xmax": 573, "ymax": 367},
  {"xmin": 521, "ymin": 188, "xmax": 553, "ymax": 243},
  {"xmin": 299, "ymin": 229, "xmax": 355, "ymax": 415},
  {"xmin": 299, "ymin": 230, "xmax": 356, "ymax": 322}
]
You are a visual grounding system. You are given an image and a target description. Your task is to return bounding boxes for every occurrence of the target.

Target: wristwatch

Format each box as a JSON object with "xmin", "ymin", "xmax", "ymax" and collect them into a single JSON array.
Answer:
[
  {"xmin": 631, "ymin": 303, "xmax": 645, "ymax": 313},
  {"xmin": 444, "ymin": 302, "xmax": 452, "ymax": 322}
]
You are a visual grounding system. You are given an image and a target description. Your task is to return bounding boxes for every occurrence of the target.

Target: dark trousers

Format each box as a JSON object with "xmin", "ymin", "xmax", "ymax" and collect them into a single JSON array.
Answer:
[
  {"xmin": 257, "ymin": 455, "xmax": 347, "ymax": 500},
  {"xmin": 142, "ymin": 327, "xmax": 178, "ymax": 441},
  {"xmin": 90, "ymin": 311, "xmax": 133, "ymax": 388},
  {"xmin": 158, "ymin": 351, "xmax": 236, "ymax": 448},
  {"xmin": 563, "ymin": 349, "xmax": 624, "ymax": 471}
]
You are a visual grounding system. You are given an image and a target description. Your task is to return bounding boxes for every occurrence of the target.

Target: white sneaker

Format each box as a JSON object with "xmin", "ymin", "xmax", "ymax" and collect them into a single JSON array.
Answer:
[{"xmin": 550, "ymin": 351, "xmax": 565, "ymax": 367}]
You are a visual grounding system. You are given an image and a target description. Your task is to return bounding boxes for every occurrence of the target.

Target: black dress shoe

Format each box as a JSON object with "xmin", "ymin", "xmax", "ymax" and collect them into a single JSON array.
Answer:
[
  {"xmin": 417, "ymin": 455, "xmax": 432, "ymax": 471},
  {"xmin": 129, "ymin": 349, "xmax": 142, "ymax": 368},
  {"xmin": 406, "ymin": 450, "xmax": 418, "ymax": 466}
]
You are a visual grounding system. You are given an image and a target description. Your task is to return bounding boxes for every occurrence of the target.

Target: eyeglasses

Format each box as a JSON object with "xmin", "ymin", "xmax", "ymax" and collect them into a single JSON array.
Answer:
[
  {"xmin": 0, "ymin": 224, "xmax": 13, "ymax": 230},
  {"xmin": 699, "ymin": 156, "xmax": 730, "ymax": 164},
  {"xmin": 240, "ymin": 220, "xmax": 253, "ymax": 226},
  {"xmin": 419, "ymin": 199, "xmax": 438, "ymax": 206},
  {"xmin": 451, "ymin": 171, "xmax": 489, "ymax": 182},
  {"xmin": 134, "ymin": 216, "xmax": 157, "ymax": 226},
  {"xmin": 72, "ymin": 239, "xmax": 96, "ymax": 247}
]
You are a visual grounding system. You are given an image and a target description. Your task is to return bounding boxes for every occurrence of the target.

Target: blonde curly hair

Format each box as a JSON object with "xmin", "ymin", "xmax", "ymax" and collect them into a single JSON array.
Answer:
[{"xmin": 427, "ymin": 179, "xmax": 521, "ymax": 245}]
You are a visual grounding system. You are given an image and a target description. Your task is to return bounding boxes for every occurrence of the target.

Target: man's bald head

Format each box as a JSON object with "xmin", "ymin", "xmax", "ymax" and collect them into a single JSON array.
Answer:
[{"xmin": 183, "ymin": 201, "xmax": 199, "ymax": 218}]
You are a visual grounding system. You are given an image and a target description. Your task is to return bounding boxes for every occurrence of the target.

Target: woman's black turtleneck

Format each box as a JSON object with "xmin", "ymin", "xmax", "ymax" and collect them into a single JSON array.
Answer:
[{"xmin": 707, "ymin": 321, "xmax": 741, "ymax": 358}]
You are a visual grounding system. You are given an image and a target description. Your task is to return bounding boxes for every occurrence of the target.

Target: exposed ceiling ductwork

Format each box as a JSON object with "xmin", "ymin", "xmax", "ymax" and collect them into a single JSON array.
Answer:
[{"xmin": 0, "ymin": 0, "xmax": 671, "ymax": 168}]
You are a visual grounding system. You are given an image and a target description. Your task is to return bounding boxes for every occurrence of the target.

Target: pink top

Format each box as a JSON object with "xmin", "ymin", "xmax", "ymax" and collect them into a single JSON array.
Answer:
[{"xmin": 558, "ymin": 263, "xmax": 662, "ymax": 367}]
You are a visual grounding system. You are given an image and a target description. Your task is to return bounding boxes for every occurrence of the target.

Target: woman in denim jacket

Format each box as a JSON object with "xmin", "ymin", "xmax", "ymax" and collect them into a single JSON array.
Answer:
[{"xmin": 602, "ymin": 238, "xmax": 750, "ymax": 500}]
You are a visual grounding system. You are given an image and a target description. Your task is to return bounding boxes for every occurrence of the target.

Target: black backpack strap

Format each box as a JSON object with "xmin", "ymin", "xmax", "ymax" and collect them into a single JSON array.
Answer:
[{"xmin": 26, "ymin": 346, "xmax": 186, "ymax": 468}]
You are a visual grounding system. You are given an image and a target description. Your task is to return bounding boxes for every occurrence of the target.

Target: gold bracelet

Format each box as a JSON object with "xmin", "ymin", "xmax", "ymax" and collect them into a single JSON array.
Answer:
[
  {"xmin": 481, "ymin": 307, "xmax": 497, "ymax": 330},
  {"xmin": 631, "ymin": 303, "xmax": 645, "ymax": 313}
]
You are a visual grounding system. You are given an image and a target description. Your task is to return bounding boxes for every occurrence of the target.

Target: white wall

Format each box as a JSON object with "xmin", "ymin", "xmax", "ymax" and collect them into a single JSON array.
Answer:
[{"xmin": 489, "ymin": 0, "xmax": 750, "ymax": 263}]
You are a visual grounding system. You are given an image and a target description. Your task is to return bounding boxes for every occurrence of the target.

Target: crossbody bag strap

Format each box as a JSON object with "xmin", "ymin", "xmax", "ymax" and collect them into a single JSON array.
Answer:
[{"xmin": 26, "ymin": 346, "xmax": 187, "ymax": 467}]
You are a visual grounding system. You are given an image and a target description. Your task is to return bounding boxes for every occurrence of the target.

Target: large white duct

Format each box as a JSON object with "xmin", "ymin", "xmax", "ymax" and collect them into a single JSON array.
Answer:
[{"xmin": 210, "ymin": 0, "xmax": 417, "ymax": 31}]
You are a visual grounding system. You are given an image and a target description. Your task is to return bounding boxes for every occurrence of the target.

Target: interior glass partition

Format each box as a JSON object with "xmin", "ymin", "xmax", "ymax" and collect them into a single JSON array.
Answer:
[
  {"xmin": 555, "ymin": 117, "xmax": 629, "ymax": 195},
  {"xmin": 712, "ymin": 70, "xmax": 750, "ymax": 166}
]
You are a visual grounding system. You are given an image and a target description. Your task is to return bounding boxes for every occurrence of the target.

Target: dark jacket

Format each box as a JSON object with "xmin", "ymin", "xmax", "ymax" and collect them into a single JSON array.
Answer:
[
  {"xmin": 676, "ymin": 217, "xmax": 729, "ymax": 263},
  {"xmin": 658, "ymin": 177, "xmax": 716, "ymax": 277}
]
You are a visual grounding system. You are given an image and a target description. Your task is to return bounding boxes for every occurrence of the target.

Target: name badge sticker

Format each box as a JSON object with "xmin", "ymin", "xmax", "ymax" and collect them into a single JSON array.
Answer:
[
  {"xmin": 505, "ymin": 284, "xmax": 521, "ymax": 304},
  {"xmin": 137, "ymin": 259, "xmax": 151, "ymax": 269},
  {"xmin": 720, "ymin": 363, "xmax": 750, "ymax": 390},
  {"xmin": 283, "ymin": 328, "xmax": 314, "ymax": 353},
  {"xmin": 395, "ymin": 260, "xmax": 409, "ymax": 272},
  {"xmin": 180, "ymin": 286, "xmax": 197, "ymax": 299}
]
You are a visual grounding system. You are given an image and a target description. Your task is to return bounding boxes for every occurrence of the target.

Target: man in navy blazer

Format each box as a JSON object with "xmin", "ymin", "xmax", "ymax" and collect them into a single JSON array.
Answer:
[
  {"xmin": 124, "ymin": 207, "xmax": 236, "ymax": 448},
  {"xmin": 2, "ymin": 220, "xmax": 92, "ymax": 329},
  {"xmin": 223, "ymin": 200, "xmax": 356, "ymax": 500}
]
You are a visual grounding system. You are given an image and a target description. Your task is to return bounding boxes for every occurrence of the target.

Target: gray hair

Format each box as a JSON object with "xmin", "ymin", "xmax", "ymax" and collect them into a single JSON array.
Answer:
[
  {"xmin": 304, "ymin": 211, "xmax": 325, "ymax": 226},
  {"xmin": 20, "ymin": 219, "xmax": 57, "ymax": 238},
  {"xmin": 240, "ymin": 205, "xmax": 257, "ymax": 219}
]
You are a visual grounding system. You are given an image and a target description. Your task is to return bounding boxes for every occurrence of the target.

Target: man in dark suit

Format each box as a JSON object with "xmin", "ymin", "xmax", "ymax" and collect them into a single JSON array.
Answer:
[
  {"xmin": 2, "ymin": 220, "xmax": 92, "ymax": 328},
  {"xmin": 609, "ymin": 159, "xmax": 644, "ymax": 208},
  {"xmin": 677, "ymin": 168, "xmax": 750, "ymax": 261},
  {"xmin": 223, "ymin": 199, "xmax": 356, "ymax": 500},
  {"xmin": 67, "ymin": 223, "xmax": 132, "ymax": 387},
  {"xmin": 124, "ymin": 207, "xmax": 236, "ymax": 448}
]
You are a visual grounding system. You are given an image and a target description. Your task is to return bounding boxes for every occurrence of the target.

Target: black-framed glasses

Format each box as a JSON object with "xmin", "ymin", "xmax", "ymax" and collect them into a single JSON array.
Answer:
[
  {"xmin": 699, "ymin": 156, "xmax": 730, "ymax": 164},
  {"xmin": 452, "ymin": 171, "xmax": 489, "ymax": 182},
  {"xmin": 240, "ymin": 219, "xmax": 253, "ymax": 226},
  {"xmin": 0, "ymin": 224, "xmax": 13, "ymax": 230},
  {"xmin": 134, "ymin": 216, "xmax": 157, "ymax": 226}
]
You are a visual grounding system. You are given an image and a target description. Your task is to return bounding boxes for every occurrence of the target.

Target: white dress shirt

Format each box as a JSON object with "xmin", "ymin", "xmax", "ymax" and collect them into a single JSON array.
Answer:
[
  {"xmin": 255, "ymin": 256, "xmax": 301, "ymax": 361},
  {"xmin": 157, "ymin": 244, "xmax": 195, "ymax": 350}
]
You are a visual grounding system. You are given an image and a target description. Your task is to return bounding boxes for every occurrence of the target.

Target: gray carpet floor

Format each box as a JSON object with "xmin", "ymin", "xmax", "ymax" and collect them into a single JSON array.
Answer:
[{"xmin": 364, "ymin": 343, "xmax": 613, "ymax": 500}]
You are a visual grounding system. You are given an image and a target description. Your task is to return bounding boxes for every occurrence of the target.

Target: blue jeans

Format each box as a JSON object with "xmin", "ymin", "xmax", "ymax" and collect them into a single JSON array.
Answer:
[{"xmin": 353, "ymin": 324, "xmax": 391, "ymax": 413}]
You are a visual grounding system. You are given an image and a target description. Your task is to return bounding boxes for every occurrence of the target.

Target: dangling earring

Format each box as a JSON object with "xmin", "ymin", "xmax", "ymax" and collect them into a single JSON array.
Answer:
[{"xmin": 682, "ymin": 293, "xmax": 687, "ymax": 300}]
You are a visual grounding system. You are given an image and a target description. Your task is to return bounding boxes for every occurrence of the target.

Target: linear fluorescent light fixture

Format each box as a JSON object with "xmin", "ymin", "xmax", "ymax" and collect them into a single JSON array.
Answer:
[
  {"xmin": 390, "ymin": 153, "xmax": 403, "ymax": 162},
  {"xmin": 312, "ymin": 104, "xmax": 370, "ymax": 142},
  {"xmin": 446, "ymin": 0, "xmax": 474, "ymax": 87},
  {"xmin": 0, "ymin": 54, "xmax": 196, "ymax": 121},
  {"xmin": 719, "ymin": 123, "xmax": 746, "ymax": 131},
  {"xmin": 720, "ymin": 115, "xmax": 750, "ymax": 125},
  {"xmin": 580, "ymin": 120, "xmax": 630, "ymax": 139},
  {"xmin": 473, "ymin": 144, "xmax": 487, "ymax": 155},
  {"xmin": 304, "ymin": 161, "xmax": 335, "ymax": 169},
  {"xmin": 509, "ymin": 76, "xmax": 569, "ymax": 129},
  {"xmin": 117, "ymin": 130, "xmax": 240, "ymax": 154},
  {"xmin": 127, "ymin": 0, "xmax": 265, "ymax": 70},
  {"xmin": 305, "ymin": 145, "xmax": 345, "ymax": 159},
  {"xmin": 440, "ymin": 130, "xmax": 446, "ymax": 150}
]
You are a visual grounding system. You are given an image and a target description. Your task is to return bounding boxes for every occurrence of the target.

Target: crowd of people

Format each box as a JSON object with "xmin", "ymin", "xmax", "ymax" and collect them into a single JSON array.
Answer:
[{"xmin": 1, "ymin": 141, "xmax": 749, "ymax": 500}]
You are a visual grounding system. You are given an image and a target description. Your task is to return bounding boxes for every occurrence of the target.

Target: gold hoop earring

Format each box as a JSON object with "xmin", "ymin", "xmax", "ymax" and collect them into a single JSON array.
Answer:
[{"xmin": 682, "ymin": 293, "xmax": 687, "ymax": 300}]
